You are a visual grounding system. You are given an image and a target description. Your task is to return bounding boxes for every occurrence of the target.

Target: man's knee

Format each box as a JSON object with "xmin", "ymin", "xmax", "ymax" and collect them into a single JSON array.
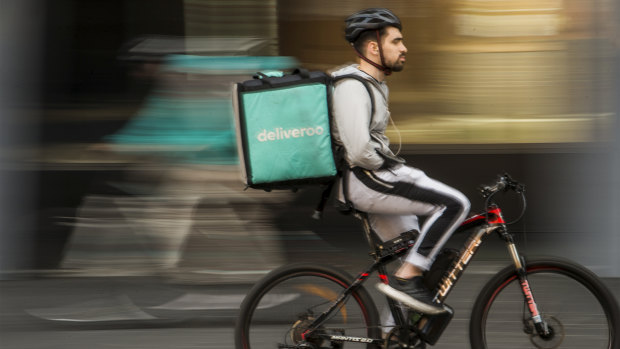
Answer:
[
  {"xmin": 448, "ymin": 191, "xmax": 470, "ymax": 219},
  {"xmin": 459, "ymin": 194, "xmax": 471, "ymax": 213}
]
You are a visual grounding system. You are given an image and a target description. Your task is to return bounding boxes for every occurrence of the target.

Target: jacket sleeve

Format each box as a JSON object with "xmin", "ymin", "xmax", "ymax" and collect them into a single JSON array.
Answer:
[{"xmin": 332, "ymin": 79, "xmax": 385, "ymax": 170}]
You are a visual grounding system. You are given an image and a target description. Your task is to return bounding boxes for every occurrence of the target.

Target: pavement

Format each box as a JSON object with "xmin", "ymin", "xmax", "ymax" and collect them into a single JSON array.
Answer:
[{"xmin": 1, "ymin": 259, "xmax": 618, "ymax": 349}]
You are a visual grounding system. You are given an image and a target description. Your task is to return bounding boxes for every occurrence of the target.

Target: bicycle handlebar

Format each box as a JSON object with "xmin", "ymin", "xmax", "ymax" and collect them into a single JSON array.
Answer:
[
  {"xmin": 479, "ymin": 173, "xmax": 525, "ymax": 198},
  {"xmin": 479, "ymin": 173, "xmax": 527, "ymax": 224}
]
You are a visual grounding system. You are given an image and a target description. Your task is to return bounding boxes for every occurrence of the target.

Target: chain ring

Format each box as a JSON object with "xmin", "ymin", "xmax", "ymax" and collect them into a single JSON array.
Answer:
[{"xmin": 383, "ymin": 327, "xmax": 425, "ymax": 349}]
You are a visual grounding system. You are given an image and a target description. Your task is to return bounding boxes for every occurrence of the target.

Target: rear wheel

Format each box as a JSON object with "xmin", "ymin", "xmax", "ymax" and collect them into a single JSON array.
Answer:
[
  {"xmin": 235, "ymin": 263, "xmax": 382, "ymax": 349},
  {"xmin": 470, "ymin": 258, "xmax": 619, "ymax": 349}
]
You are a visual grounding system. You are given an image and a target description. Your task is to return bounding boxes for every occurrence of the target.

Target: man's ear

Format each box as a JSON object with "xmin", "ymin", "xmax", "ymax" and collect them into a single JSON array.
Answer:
[{"xmin": 367, "ymin": 41, "xmax": 379, "ymax": 56}]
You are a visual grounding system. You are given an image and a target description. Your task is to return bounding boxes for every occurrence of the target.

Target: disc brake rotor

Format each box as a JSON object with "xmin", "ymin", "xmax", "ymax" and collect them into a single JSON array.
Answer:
[
  {"xmin": 529, "ymin": 315, "xmax": 564, "ymax": 349},
  {"xmin": 290, "ymin": 317, "xmax": 316, "ymax": 344}
]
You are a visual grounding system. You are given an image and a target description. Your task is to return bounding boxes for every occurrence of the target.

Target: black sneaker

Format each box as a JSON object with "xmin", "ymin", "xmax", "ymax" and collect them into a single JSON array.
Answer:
[{"xmin": 376, "ymin": 276, "xmax": 446, "ymax": 315}]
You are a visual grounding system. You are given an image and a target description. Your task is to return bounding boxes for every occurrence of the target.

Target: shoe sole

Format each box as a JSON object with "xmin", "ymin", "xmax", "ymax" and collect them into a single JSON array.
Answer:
[{"xmin": 376, "ymin": 283, "xmax": 447, "ymax": 315}]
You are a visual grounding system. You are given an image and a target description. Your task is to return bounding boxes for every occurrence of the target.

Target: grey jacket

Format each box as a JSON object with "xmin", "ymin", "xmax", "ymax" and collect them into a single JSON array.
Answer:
[{"xmin": 331, "ymin": 64, "xmax": 397, "ymax": 170}]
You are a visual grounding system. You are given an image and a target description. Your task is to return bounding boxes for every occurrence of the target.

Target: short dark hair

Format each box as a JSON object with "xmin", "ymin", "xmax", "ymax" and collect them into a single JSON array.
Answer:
[{"xmin": 352, "ymin": 27, "xmax": 389, "ymax": 54}]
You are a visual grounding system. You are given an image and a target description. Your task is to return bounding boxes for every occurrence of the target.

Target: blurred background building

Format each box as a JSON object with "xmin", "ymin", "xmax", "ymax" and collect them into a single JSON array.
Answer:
[{"xmin": 1, "ymin": 0, "xmax": 619, "ymax": 279}]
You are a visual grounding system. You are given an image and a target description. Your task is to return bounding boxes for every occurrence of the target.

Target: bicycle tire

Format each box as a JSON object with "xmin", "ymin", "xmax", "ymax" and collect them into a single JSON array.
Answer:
[
  {"xmin": 470, "ymin": 258, "xmax": 619, "ymax": 349},
  {"xmin": 235, "ymin": 262, "xmax": 382, "ymax": 349}
]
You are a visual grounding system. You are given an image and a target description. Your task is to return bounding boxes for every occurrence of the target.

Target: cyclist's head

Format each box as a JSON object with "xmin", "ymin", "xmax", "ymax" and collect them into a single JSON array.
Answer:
[
  {"xmin": 344, "ymin": 8, "xmax": 403, "ymax": 75},
  {"xmin": 345, "ymin": 8, "xmax": 402, "ymax": 53}
]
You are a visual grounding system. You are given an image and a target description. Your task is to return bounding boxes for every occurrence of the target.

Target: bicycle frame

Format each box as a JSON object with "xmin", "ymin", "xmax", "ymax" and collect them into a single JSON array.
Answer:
[
  {"xmin": 434, "ymin": 205, "xmax": 508, "ymax": 303},
  {"xmin": 300, "ymin": 201, "xmax": 550, "ymax": 347}
]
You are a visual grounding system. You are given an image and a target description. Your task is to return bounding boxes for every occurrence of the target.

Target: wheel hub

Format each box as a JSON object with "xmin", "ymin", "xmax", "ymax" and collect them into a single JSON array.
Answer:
[
  {"xmin": 528, "ymin": 315, "xmax": 564, "ymax": 349},
  {"xmin": 290, "ymin": 317, "xmax": 314, "ymax": 344},
  {"xmin": 289, "ymin": 316, "xmax": 330, "ymax": 348}
]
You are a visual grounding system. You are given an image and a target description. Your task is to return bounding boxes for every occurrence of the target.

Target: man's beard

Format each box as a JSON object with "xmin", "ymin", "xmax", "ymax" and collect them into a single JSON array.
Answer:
[
  {"xmin": 391, "ymin": 64, "xmax": 405, "ymax": 72},
  {"xmin": 389, "ymin": 56, "xmax": 406, "ymax": 72}
]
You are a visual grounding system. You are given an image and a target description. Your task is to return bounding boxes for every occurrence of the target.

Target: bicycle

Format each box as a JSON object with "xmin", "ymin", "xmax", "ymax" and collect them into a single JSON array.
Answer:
[{"xmin": 235, "ymin": 173, "xmax": 620, "ymax": 348}]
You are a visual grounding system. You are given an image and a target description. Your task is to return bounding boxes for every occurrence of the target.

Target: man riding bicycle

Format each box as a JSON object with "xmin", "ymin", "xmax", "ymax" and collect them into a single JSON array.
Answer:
[{"xmin": 331, "ymin": 8, "xmax": 470, "ymax": 315}]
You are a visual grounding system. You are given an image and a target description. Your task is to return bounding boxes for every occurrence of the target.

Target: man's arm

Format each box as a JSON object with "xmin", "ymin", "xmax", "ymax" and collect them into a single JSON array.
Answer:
[{"xmin": 332, "ymin": 79, "xmax": 384, "ymax": 170}]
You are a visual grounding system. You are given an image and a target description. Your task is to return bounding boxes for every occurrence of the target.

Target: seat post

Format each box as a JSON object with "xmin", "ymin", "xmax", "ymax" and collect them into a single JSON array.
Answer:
[{"xmin": 356, "ymin": 211, "xmax": 382, "ymax": 252}]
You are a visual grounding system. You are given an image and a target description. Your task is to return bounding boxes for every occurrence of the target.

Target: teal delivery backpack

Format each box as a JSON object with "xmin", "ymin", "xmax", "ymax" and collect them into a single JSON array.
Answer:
[{"xmin": 233, "ymin": 69, "xmax": 337, "ymax": 190}]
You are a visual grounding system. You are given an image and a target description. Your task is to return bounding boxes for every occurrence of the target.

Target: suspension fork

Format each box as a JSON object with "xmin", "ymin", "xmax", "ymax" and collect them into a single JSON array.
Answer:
[{"xmin": 500, "ymin": 228, "xmax": 551, "ymax": 337}]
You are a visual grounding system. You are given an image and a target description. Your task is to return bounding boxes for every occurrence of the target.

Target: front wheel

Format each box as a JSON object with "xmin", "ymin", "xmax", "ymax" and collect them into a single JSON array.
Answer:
[
  {"xmin": 235, "ymin": 263, "xmax": 382, "ymax": 349},
  {"xmin": 470, "ymin": 258, "xmax": 619, "ymax": 349}
]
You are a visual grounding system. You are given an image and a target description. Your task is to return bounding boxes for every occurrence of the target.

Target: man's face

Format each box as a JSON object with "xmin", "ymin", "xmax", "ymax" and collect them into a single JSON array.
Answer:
[{"xmin": 381, "ymin": 26, "xmax": 407, "ymax": 72}]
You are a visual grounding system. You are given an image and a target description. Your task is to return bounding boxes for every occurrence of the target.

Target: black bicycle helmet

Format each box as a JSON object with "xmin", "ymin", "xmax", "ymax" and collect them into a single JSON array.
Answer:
[{"xmin": 345, "ymin": 8, "xmax": 402, "ymax": 44}]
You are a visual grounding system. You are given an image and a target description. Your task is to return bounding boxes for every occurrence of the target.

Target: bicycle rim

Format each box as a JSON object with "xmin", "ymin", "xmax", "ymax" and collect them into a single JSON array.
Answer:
[
  {"xmin": 470, "ymin": 259, "xmax": 619, "ymax": 349},
  {"xmin": 236, "ymin": 263, "xmax": 381, "ymax": 349}
]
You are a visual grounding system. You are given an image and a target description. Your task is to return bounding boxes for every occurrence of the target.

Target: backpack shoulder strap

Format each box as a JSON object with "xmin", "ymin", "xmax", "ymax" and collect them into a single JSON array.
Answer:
[
  {"xmin": 331, "ymin": 74, "xmax": 375, "ymax": 118},
  {"xmin": 323, "ymin": 74, "xmax": 377, "ymax": 217}
]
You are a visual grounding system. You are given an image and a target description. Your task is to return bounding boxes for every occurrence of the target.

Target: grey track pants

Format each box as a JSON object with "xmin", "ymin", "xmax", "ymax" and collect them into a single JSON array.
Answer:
[{"xmin": 340, "ymin": 164, "xmax": 470, "ymax": 271}]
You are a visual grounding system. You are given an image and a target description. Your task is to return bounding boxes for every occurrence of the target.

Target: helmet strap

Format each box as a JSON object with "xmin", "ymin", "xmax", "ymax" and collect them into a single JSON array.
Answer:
[
  {"xmin": 375, "ymin": 30, "xmax": 392, "ymax": 76},
  {"xmin": 351, "ymin": 30, "xmax": 392, "ymax": 76}
]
